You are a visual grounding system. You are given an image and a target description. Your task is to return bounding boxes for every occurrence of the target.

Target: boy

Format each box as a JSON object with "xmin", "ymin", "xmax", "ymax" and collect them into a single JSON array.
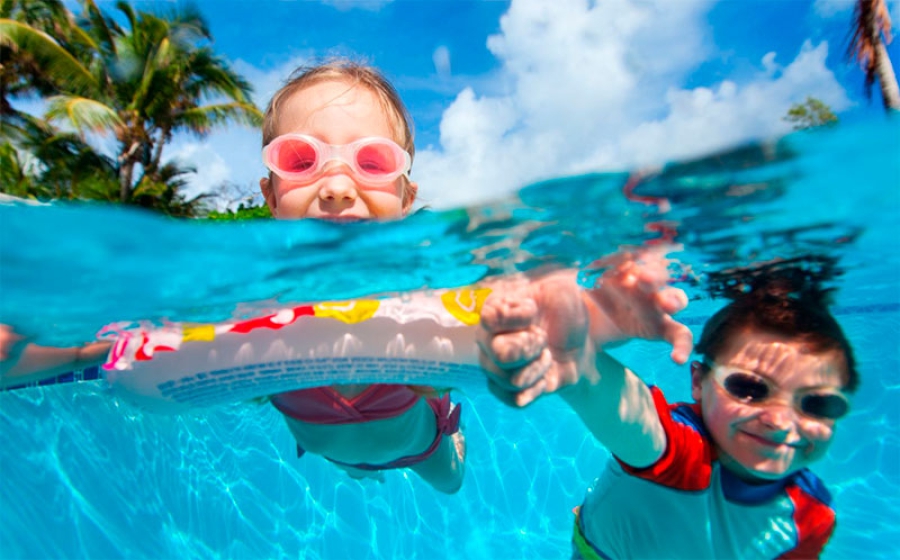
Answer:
[{"xmin": 477, "ymin": 250, "xmax": 855, "ymax": 558}]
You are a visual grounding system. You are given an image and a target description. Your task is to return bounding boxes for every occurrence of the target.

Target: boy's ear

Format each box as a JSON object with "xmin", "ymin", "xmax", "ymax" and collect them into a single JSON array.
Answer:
[
  {"xmin": 260, "ymin": 177, "xmax": 277, "ymax": 216},
  {"xmin": 690, "ymin": 361, "xmax": 705, "ymax": 401},
  {"xmin": 402, "ymin": 180, "xmax": 418, "ymax": 215}
]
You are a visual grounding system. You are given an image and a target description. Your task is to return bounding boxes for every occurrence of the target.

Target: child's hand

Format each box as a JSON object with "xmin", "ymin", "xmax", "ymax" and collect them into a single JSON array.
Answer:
[
  {"xmin": 477, "ymin": 248, "xmax": 693, "ymax": 407},
  {"xmin": 478, "ymin": 271, "xmax": 595, "ymax": 407},
  {"xmin": 583, "ymin": 248, "xmax": 693, "ymax": 364}
]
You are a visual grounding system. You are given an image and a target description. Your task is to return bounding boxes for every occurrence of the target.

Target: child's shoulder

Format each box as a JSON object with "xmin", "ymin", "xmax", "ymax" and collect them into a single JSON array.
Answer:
[{"xmin": 788, "ymin": 468, "xmax": 834, "ymax": 507}]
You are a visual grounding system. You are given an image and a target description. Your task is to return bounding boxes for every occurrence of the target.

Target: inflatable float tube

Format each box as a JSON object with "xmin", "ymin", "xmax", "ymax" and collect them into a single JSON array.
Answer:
[{"xmin": 99, "ymin": 288, "xmax": 493, "ymax": 414}]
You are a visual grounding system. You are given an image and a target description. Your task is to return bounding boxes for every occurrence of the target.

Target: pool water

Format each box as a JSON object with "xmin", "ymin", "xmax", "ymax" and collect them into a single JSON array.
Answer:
[{"xmin": 1, "ymin": 119, "xmax": 898, "ymax": 559}]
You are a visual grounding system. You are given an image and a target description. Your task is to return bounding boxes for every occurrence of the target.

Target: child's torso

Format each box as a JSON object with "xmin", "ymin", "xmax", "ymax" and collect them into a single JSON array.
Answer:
[
  {"xmin": 582, "ymin": 461, "xmax": 807, "ymax": 559},
  {"xmin": 273, "ymin": 385, "xmax": 437, "ymax": 465},
  {"xmin": 578, "ymin": 392, "xmax": 834, "ymax": 559}
]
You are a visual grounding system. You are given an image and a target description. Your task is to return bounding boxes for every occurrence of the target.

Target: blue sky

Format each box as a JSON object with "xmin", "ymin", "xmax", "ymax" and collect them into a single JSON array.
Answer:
[{"xmin": 55, "ymin": 0, "xmax": 899, "ymax": 208}]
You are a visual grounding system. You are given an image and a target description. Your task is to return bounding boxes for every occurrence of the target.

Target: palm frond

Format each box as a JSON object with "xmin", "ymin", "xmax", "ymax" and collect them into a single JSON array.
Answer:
[
  {"xmin": 182, "ymin": 50, "xmax": 256, "ymax": 103},
  {"xmin": 45, "ymin": 94, "xmax": 121, "ymax": 133},
  {"xmin": 114, "ymin": 0, "xmax": 137, "ymax": 35},
  {"xmin": 134, "ymin": 36, "xmax": 172, "ymax": 107},
  {"xmin": 79, "ymin": 0, "xmax": 120, "ymax": 57},
  {"xmin": 0, "ymin": 18, "xmax": 97, "ymax": 92},
  {"xmin": 176, "ymin": 102, "xmax": 263, "ymax": 135}
]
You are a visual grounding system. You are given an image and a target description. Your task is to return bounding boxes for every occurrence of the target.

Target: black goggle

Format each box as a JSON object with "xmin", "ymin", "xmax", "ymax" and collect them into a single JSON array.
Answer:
[{"xmin": 710, "ymin": 365, "xmax": 850, "ymax": 421}]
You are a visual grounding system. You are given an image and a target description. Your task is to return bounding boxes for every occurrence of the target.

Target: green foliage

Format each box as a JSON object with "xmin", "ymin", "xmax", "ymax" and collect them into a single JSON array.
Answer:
[
  {"xmin": 0, "ymin": 113, "xmax": 118, "ymax": 201},
  {"xmin": 205, "ymin": 203, "xmax": 272, "ymax": 221},
  {"xmin": 0, "ymin": 18, "xmax": 97, "ymax": 99},
  {"xmin": 783, "ymin": 97, "xmax": 839, "ymax": 130},
  {"xmin": 0, "ymin": 0, "xmax": 263, "ymax": 216},
  {"xmin": 129, "ymin": 161, "xmax": 209, "ymax": 217},
  {"xmin": 0, "ymin": 142, "xmax": 41, "ymax": 198}
]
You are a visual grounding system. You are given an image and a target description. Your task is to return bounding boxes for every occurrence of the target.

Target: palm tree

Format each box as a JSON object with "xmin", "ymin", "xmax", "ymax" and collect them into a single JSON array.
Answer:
[
  {"xmin": 848, "ymin": 0, "xmax": 900, "ymax": 111},
  {"xmin": 1, "ymin": 1, "xmax": 261, "ymax": 212},
  {"xmin": 43, "ymin": 0, "xmax": 263, "ymax": 203}
]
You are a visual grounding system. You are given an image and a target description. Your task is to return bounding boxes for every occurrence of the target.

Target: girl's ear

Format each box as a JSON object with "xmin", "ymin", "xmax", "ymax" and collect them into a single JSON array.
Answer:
[
  {"xmin": 260, "ymin": 176, "xmax": 277, "ymax": 216},
  {"xmin": 402, "ymin": 180, "xmax": 418, "ymax": 215},
  {"xmin": 690, "ymin": 360, "xmax": 705, "ymax": 401}
]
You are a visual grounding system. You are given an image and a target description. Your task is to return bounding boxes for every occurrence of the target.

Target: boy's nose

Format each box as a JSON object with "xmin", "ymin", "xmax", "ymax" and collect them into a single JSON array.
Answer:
[{"xmin": 757, "ymin": 402, "xmax": 796, "ymax": 432}]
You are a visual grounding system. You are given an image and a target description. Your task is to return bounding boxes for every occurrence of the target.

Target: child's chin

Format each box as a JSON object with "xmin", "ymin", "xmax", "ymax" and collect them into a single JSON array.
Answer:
[
  {"xmin": 735, "ymin": 460, "xmax": 796, "ymax": 482},
  {"xmin": 724, "ymin": 454, "xmax": 795, "ymax": 482}
]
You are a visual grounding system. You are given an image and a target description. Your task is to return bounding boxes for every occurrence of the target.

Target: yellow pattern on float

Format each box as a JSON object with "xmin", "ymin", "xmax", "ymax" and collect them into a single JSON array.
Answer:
[
  {"xmin": 313, "ymin": 300, "xmax": 381, "ymax": 323},
  {"xmin": 441, "ymin": 288, "xmax": 492, "ymax": 325},
  {"xmin": 182, "ymin": 324, "xmax": 216, "ymax": 342}
]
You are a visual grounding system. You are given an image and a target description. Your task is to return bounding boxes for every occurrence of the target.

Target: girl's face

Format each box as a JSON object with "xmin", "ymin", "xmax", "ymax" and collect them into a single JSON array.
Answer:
[
  {"xmin": 691, "ymin": 329, "xmax": 849, "ymax": 482},
  {"xmin": 260, "ymin": 79, "xmax": 417, "ymax": 221}
]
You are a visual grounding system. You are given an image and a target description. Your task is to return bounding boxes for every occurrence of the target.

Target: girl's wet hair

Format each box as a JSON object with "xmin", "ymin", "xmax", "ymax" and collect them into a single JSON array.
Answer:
[
  {"xmin": 262, "ymin": 59, "xmax": 415, "ymax": 162},
  {"xmin": 696, "ymin": 256, "xmax": 859, "ymax": 392}
]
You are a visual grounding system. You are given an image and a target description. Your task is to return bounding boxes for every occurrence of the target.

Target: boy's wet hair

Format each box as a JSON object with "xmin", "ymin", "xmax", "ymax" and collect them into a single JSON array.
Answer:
[
  {"xmin": 696, "ymin": 257, "xmax": 859, "ymax": 392},
  {"xmin": 262, "ymin": 59, "xmax": 415, "ymax": 163}
]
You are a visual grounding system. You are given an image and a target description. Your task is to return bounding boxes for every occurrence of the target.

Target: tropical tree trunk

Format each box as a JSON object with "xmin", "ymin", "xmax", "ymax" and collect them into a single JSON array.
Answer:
[
  {"xmin": 149, "ymin": 128, "xmax": 171, "ymax": 177},
  {"xmin": 118, "ymin": 140, "xmax": 140, "ymax": 202},
  {"xmin": 851, "ymin": 0, "xmax": 900, "ymax": 112},
  {"xmin": 119, "ymin": 161, "xmax": 132, "ymax": 202},
  {"xmin": 0, "ymin": 75, "xmax": 11, "ymax": 117},
  {"xmin": 873, "ymin": 36, "xmax": 900, "ymax": 110}
]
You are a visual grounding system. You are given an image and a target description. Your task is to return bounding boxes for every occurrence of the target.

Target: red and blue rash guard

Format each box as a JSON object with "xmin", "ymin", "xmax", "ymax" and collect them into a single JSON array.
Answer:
[{"xmin": 576, "ymin": 387, "xmax": 836, "ymax": 559}]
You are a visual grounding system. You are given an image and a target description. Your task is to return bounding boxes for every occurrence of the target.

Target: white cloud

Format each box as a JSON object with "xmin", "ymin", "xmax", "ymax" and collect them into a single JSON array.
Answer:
[
  {"xmin": 414, "ymin": 0, "xmax": 852, "ymax": 208},
  {"xmin": 617, "ymin": 41, "xmax": 850, "ymax": 167},
  {"xmin": 166, "ymin": 138, "xmax": 233, "ymax": 198},
  {"xmin": 432, "ymin": 45, "xmax": 452, "ymax": 79}
]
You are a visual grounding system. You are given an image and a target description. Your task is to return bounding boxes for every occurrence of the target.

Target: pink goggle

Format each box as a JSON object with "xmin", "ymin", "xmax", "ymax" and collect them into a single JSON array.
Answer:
[{"xmin": 262, "ymin": 134, "xmax": 411, "ymax": 186}]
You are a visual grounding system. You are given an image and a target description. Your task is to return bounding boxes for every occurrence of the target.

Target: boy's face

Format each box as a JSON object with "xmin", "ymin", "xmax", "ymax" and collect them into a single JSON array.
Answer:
[
  {"xmin": 260, "ymin": 79, "xmax": 417, "ymax": 221},
  {"xmin": 691, "ymin": 328, "xmax": 848, "ymax": 482}
]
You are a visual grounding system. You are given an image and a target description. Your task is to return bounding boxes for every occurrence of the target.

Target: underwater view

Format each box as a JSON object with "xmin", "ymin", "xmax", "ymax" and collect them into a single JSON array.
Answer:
[{"xmin": 1, "ymin": 119, "xmax": 898, "ymax": 559}]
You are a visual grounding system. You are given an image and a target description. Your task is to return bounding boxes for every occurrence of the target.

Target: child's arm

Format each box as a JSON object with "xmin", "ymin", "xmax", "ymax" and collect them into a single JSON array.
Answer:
[
  {"xmin": 0, "ymin": 325, "xmax": 110, "ymax": 389},
  {"xmin": 477, "ymin": 249, "xmax": 692, "ymax": 467}
]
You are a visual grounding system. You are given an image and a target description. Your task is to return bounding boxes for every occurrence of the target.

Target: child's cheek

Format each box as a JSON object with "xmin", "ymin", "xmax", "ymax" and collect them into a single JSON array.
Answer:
[
  {"xmin": 364, "ymin": 192, "xmax": 406, "ymax": 219},
  {"xmin": 800, "ymin": 419, "xmax": 836, "ymax": 458}
]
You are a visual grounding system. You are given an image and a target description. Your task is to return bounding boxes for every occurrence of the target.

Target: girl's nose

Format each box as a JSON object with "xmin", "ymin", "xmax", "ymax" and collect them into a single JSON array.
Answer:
[{"xmin": 318, "ymin": 163, "xmax": 359, "ymax": 202}]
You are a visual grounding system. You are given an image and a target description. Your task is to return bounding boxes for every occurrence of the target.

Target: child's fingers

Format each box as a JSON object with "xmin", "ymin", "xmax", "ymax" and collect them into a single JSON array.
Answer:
[
  {"xmin": 487, "ymin": 376, "xmax": 546, "ymax": 408},
  {"xmin": 479, "ymin": 294, "xmax": 538, "ymax": 334},
  {"xmin": 663, "ymin": 318, "xmax": 694, "ymax": 365},
  {"xmin": 479, "ymin": 350, "xmax": 521, "ymax": 390},
  {"xmin": 514, "ymin": 378, "xmax": 547, "ymax": 407},
  {"xmin": 508, "ymin": 348, "xmax": 552, "ymax": 389},
  {"xmin": 479, "ymin": 345, "xmax": 550, "ymax": 397},
  {"xmin": 656, "ymin": 287, "xmax": 689, "ymax": 315},
  {"xmin": 477, "ymin": 326, "xmax": 546, "ymax": 369},
  {"xmin": 486, "ymin": 378, "xmax": 525, "ymax": 408}
]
